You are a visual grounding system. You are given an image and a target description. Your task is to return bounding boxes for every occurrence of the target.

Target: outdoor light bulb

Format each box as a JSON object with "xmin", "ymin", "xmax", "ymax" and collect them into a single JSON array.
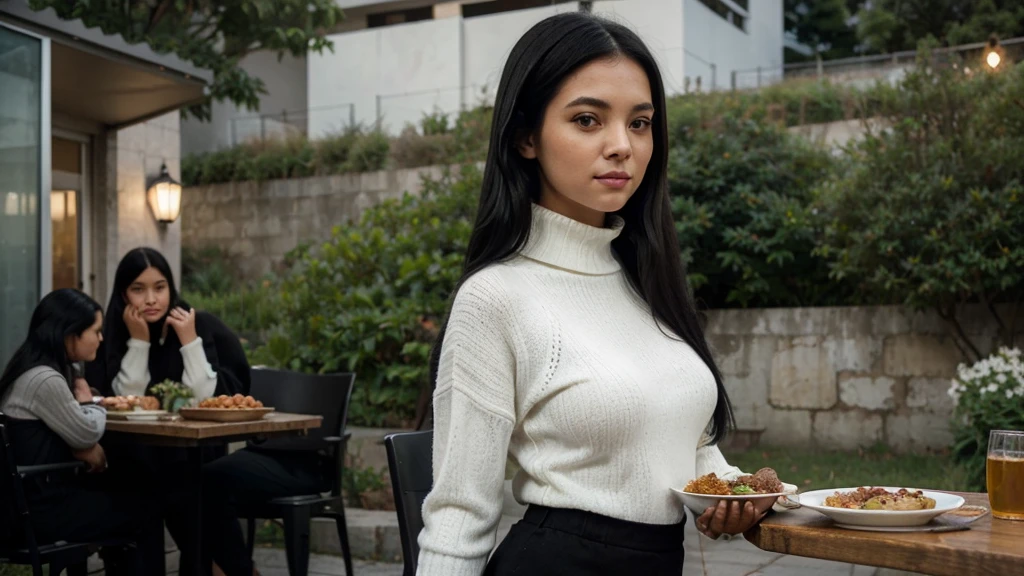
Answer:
[{"xmin": 986, "ymin": 51, "xmax": 1001, "ymax": 69}]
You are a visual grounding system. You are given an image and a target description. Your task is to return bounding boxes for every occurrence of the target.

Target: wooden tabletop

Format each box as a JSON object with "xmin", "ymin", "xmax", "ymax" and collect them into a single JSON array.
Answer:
[
  {"xmin": 747, "ymin": 493, "xmax": 1024, "ymax": 576},
  {"xmin": 104, "ymin": 412, "xmax": 322, "ymax": 446}
]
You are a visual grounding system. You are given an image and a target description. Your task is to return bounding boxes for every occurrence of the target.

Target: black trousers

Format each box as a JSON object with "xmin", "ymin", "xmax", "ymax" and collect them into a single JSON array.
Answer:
[
  {"xmin": 484, "ymin": 505, "xmax": 686, "ymax": 576},
  {"xmin": 29, "ymin": 483, "xmax": 166, "ymax": 576},
  {"xmin": 201, "ymin": 447, "xmax": 328, "ymax": 576}
]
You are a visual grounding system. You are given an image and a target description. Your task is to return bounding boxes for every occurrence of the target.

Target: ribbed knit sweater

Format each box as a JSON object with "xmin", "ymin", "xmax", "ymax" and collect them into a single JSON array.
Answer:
[{"xmin": 417, "ymin": 204, "xmax": 745, "ymax": 575}]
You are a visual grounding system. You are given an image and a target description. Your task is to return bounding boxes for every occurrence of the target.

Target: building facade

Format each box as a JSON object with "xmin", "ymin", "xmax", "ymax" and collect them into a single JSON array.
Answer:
[
  {"xmin": 0, "ymin": 1, "xmax": 211, "ymax": 363},
  {"xmin": 181, "ymin": 0, "xmax": 782, "ymax": 152}
]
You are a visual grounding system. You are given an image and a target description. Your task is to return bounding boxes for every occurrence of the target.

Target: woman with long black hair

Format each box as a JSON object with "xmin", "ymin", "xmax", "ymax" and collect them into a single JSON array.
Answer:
[
  {"xmin": 417, "ymin": 12, "xmax": 776, "ymax": 575},
  {"xmin": 0, "ymin": 289, "xmax": 164, "ymax": 575},
  {"xmin": 85, "ymin": 247, "xmax": 251, "ymax": 575}
]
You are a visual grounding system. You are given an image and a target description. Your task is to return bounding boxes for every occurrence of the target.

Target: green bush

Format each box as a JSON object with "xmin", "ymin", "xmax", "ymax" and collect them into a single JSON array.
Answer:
[
  {"xmin": 949, "ymin": 348, "xmax": 1024, "ymax": 490},
  {"xmin": 814, "ymin": 58, "xmax": 1024, "ymax": 360},
  {"xmin": 668, "ymin": 115, "xmax": 847, "ymax": 308},
  {"xmin": 250, "ymin": 165, "xmax": 481, "ymax": 427}
]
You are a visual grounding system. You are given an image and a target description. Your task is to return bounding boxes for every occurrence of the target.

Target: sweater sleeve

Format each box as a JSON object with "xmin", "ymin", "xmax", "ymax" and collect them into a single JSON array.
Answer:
[
  {"xmin": 29, "ymin": 373, "xmax": 106, "ymax": 450},
  {"xmin": 180, "ymin": 338, "xmax": 218, "ymax": 400},
  {"xmin": 417, "ymin": 276, "xmax": 517, "ymax": 576},
  {"xmin": 112, "ymin": 338, "xmax": 151, "ymax": 396},
  {"xmin": 695, "ymin": 435, "xmax": 745, "ymax": 481}
]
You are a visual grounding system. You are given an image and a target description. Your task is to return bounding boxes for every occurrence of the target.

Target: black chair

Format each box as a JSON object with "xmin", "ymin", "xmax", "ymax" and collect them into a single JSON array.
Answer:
[
  {"xmin": 241, "ymin": 369, "xmax": 356, "ymax": 576},
  {"xmin": 0, "ymin": 412, "xmax": 131, "ymax": 576},
  {"xmin": 384, "ymin": 430, "xmax": 433, "ymax": 576}
]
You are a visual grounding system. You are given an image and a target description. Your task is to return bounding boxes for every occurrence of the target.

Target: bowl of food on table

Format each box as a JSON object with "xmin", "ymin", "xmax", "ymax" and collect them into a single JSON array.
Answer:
[
  {"xmin": 793, "ymin": 486, "xmax": 966, "ymax": 529},
  {"xmin": 178, "ymin": 394, "xmax": 274, "ymax": 422},
  {"xmin": 672, "ymin": 467, "xmax": 794, "ymax": 517}
]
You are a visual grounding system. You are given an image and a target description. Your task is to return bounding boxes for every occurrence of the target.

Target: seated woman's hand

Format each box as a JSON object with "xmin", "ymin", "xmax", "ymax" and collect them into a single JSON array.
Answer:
[
  {"xmin": 72, "ymin": 443, "xmax": 108, "ymax": 473},
  {"xmin": 696, "ymin": 498, "xmax": 774, "ymax": 539}
]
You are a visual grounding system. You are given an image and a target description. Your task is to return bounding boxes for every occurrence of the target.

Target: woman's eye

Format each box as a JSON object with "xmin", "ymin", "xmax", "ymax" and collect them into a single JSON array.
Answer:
[
  {"xmin": 631, "ymin": 118, "xmax": 651, "ymax": 130},
  {"xmin": 575, "ymin": 115, "xmax": 597, "ymax": 128}
]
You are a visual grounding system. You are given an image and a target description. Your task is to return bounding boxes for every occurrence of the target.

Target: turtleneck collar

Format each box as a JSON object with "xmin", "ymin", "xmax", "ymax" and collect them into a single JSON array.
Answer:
[{"xmin": 519, "ymin": 203, "xmax": 624, "ymax": 275}]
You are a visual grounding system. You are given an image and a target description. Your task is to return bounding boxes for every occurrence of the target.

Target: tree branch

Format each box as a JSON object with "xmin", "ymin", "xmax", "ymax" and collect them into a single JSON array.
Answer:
[
  {"xmin": 937, "ymin": 304, "xmax": 982, "ymax": 363},
  {"xmin": 146, "ymin": 0, "xmax": 175, "ymax": 34}
]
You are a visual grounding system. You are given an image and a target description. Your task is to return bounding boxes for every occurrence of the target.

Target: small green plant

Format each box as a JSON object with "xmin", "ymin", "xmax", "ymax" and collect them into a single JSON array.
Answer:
[
  {"xmin": 949, "ymin": 347, "xmax": 1024, "ymax": 490},
  {"xmin": 149, "ymin": 379, "xmax": 194, "ymax": 412}
]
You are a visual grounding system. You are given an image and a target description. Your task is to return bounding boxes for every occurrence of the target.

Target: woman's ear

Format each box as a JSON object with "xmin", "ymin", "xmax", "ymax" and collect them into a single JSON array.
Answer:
[{"xmin": 517, "ymin": 131, "xmax": 538, "ymax": 159}]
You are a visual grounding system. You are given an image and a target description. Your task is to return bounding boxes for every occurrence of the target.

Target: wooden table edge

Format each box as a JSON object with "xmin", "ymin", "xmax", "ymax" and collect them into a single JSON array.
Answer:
[
  {"xmin": 104, "ymin": 413, "xmax": 323, "ymax": 440},
  {"xmin": 745, "ymin": 493, "xmax": 1023, "ymax": 576}
]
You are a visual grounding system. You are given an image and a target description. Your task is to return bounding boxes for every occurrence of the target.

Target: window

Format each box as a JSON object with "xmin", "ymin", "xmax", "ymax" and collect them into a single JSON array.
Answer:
[
  {"xmin": 367, "ymin": 6, "xmax": 433, "ymax": 28},
  {"xmin": 462, "ymin": 0, "xmax": 561, "ymax": 19},
  {"xmin": 697, "ymin": 0, "xmax": 747, "ymax": 32},
  {"xmin": 0, "ymin": 24, "xmax": 44, "ymax": 364}
]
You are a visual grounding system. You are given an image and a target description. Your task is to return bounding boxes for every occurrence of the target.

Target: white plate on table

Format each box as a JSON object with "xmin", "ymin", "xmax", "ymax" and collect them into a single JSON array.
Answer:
[
  {"xmin": 106, "ymin": 409, "xmax": 168, "ymax": 421},
  {"xmin": 792, "ymin": 487, "xmax": 965, "ymax": 528}
]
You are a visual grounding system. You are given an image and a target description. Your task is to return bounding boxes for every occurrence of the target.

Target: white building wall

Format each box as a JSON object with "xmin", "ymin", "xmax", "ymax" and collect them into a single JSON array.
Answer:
[
  {"xmin": 682, "ymin": 0, "xmax": 783, "ymax": 91},
  {"xmin": 309, "ymin": 17, "xmax": 462, "ymax": 137},
  {"xmin": 461, "ymin": 4, "xmax": 578, "ymax": 107},
  {"xmin": 301, "ymin": 0, "xmax": 785, "ymax": 137},
  {"xmin": 591, "ymin": 0, "xmax": 685, "ymax": 95}
]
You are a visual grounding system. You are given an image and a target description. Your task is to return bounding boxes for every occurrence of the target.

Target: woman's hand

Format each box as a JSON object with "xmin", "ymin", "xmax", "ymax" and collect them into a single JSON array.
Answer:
[
  {"xmin": 72, "ymin": 444, "xmax": 108, "ymax": 473},
  {"xmin": 695, "ymin": 498, "xmax": 774, "ymax": 539},
  {"xmin": 73, "ymin": 377, "xmax": 94, "ymax": 404},
  {"xmin": 166, "ymin": 307, "xmax": 198, "ymax": 346},
  {"xmin": 123, "ymin": 305, "xmax": 150, "ymax": 342}
]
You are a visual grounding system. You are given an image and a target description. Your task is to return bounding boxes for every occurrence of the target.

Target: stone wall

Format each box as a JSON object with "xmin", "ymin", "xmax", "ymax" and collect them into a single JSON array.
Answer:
[
  {"xmin": 705, "ymin": 305, "xmax": 1020, "ymax": 453},
  {"xmin": 181, "ymin": 165, "xmax": 450, "ymax": 279}
]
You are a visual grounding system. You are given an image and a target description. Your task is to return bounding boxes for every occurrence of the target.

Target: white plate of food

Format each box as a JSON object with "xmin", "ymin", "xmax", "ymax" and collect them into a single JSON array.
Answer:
[
  {"xmin": 793, "ymin": 486, "xmax": 965, "ymax": 528},
  {"xmin": 107, "ymin": 409, "xmax": 169, "ymax": 421},
  {"xmin": 671, "ymin": 468, "xmax": 795, "ymax": 516}
]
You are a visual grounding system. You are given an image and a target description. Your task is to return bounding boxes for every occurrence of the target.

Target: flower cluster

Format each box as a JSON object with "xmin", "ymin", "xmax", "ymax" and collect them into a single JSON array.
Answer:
[{"xmin": 948, "ymin": 347, "xmax": 1024, "ymax": 406}]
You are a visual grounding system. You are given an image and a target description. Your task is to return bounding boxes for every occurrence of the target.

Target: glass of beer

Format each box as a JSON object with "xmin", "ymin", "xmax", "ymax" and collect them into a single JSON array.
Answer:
[{"xmin": 987, "ymin": 429, "xmax": 1024, "ymax": 520}]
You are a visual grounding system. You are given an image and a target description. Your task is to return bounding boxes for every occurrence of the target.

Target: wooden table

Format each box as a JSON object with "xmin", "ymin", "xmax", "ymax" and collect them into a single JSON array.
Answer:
[
  {"xmin": 103, "ymin": 413, "xmax": 322, "ymax": 576},
  {"xmin": 746, "ymin": 493, "xmax": 1024, "ymax": 576}
]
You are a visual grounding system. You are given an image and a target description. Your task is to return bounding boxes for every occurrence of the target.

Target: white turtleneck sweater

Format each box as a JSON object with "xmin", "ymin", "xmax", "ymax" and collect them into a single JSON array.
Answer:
[{"xmin": 417, "ymin": 204, "xmax": 745, "ymax": 576}]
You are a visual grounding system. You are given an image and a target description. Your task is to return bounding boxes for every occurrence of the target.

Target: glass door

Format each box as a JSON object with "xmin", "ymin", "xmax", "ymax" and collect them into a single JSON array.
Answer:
[
  {"xmin": 51, "ymin": 135, "xmax": 90, "ymax": 293},
  {"xmin": 0, "ymin": 23, "xmax": 47, "ymax": 365}
]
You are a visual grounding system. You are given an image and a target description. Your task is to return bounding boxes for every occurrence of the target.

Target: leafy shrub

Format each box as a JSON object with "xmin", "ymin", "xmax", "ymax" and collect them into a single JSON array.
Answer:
[
  {"xmin": 814, "ymin": 58, "xmax": 1024, "ymax": 360},
  {"xmin": 669, "ymin": 116, "xmax": 846, "ymax": 308},
  {"xmin": 250, "ymin": 165, "xmax": 481, "ymax": 427},
  {"xmin": 344, "ymin": 130, "xmax": 390, "ymax": 173},
  {"xmin": 949, "ymin": 348, "xmax": 1024, "ymax": 490}
]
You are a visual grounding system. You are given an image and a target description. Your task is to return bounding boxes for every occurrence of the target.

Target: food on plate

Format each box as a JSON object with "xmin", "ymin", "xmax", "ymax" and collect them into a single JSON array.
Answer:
[
  {"xmin": 100, "ymin": 395, "xmax": 161, "ymax": 412},
  {"xmin": 684, "ymin": 467, "xmax": 784, "ymax": 495},
  {"xmin": 823, "ymin": 487, "xmax": 937, "ymax": 511},
  {"xmin": 197, "ymin": 394, "xmax": 264, "ymax": 410}
]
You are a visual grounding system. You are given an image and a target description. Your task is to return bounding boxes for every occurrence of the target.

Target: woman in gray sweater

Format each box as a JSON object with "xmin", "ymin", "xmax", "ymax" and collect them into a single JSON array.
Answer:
[{"xmin": 0, "ymin": 288, "xmax": 164, "ymax": 575}]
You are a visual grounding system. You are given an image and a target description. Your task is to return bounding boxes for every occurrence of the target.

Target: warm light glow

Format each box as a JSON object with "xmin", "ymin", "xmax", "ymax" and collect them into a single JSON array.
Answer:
[
  {"xmin": 986, "ymin": 50, "xmax": 1001, "ymax": 69},
  {"xmin": 147, "ymin": 177, "xmax": 182, "ymax": 223},
  {"xmin": 4, "ymin": 192, "xmax": 18, "ymax": 216},
  {"xmin": 67, "ymin": 190, "xmax": 76, "ymax": 218},
  {"xmin": 51, "ymin": 191, "xmax": 65, "ymax": 221}
]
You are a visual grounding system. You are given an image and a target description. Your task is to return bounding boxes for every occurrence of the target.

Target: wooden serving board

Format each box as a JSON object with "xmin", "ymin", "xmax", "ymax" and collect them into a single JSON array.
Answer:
[{"xmin": 178, "ymin": 407, "xmax": 275, "ymax": 422}]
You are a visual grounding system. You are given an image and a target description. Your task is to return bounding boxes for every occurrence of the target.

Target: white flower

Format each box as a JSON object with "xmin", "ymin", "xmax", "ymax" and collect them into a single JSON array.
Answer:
[
  {"xmin": 997, "ymin": 373, "xmax": 1008, "ymax": 384},
  {"xmin": 1007, "ymin": 390, "xmax": 1014, "ymax": 400},
  {"xmin": 987, "ymin": 383, "xmax": 999, "ymax": 393}
]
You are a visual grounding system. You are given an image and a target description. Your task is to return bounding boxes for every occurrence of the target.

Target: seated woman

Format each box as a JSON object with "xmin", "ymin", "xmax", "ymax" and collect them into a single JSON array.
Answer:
[
  {"xmin": 0, "ymin": 288, "xmax": 164, "ymax": 575},
  {"xmin": 85, "ymin": 247, "xmax": 250, "ymax": 573}
]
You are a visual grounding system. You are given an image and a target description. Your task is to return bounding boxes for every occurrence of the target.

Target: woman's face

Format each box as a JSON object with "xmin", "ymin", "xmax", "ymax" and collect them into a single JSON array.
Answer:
[
  {"xmin": 66, "ymin": 311, "xmax": 103, "ymax": 362},
  {"xmin": 520, "ymin": 55, "xmax": 655, "ymax": 227},
  {"xmin": 125, "ymin": 266, "xmax": 172, "ymax": 323}
]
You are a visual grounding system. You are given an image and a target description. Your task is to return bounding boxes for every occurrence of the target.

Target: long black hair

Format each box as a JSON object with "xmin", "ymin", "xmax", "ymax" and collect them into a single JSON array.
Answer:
[
  {"xmin": 101, "ymin": 247, "xmax": 183, "ymax": 380},
  {"xmin": 429, "ymin": 12, "xmax": 734, "ymax": 443},
  {"xmin": 0, "ymin": 289, "xmax": 102, "ymax": 400}
]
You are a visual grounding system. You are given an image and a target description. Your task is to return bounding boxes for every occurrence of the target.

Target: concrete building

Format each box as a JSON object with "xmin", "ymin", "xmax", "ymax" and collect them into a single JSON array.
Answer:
[
  {"xmin": 181, "ymin": 0, "xmax": 782, "ymax": 151},
  {"xmin": 0, "ymin": 0, "xmax": 211, "ymax": 363}
]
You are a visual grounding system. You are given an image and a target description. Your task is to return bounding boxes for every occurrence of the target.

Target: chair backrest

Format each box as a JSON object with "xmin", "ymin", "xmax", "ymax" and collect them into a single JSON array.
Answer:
[
  {"xmin": 248, "ymin": 368, "xmax": 355, "ymax": 452},
  {"xmin": 385, "ymin": 430, "xmax": 433, "ymax": 576},
  {"xmin": 0, "ymin": 412, "xmax": 30, "ymax": 547}
]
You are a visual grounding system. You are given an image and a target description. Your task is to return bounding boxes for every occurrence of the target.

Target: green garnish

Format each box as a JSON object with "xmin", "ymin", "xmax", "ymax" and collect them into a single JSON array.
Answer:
[{"xmin": 732, "ymin": 485, "xmax": 755, "ymax": 495}]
